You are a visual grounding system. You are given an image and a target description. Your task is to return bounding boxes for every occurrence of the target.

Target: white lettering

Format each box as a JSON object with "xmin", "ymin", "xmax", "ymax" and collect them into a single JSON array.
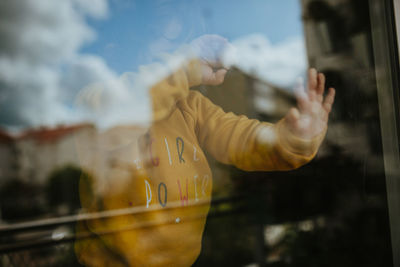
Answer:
[
  {"xmin": 202, "ymin": 175, "xmax": 210, "ymax": 196},
  {"xmin": 145, "ymin": 180, "xmax": 152, "ymax": 208},
  {"xmin": 194, "ymin": 174, "xmax": 199, "ymax": 202},
  {"xmin": 165, "ymin": 137, "xmax": 172, "ymax": 165},
  {"xmin": 193, "ymin": 146, "xmax": 199, "ymax": 161}
]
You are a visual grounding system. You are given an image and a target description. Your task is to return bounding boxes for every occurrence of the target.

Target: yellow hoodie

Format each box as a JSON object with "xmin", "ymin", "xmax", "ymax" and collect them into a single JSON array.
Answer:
[{"xmin": 74, "ymin": 59, "xmax": 326, "ymax": 267}]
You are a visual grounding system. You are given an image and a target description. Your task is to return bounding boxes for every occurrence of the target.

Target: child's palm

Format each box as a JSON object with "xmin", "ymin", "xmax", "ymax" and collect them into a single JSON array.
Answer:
[
  {"xmin": 190, "ymin": 34, "xmax": 229, "ymax": 86},
  {"xmin": 285, "ymin": 69, "xmax": 335, "ymax": 139}
]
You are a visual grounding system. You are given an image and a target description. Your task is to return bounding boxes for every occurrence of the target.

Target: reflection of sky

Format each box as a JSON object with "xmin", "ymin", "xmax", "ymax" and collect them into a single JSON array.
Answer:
[
  {"xmin": 82, "ymin": 0, "xmax": 303, "ymax": 74},
  {"xmin": 0, "ymin": 0, "xmax": 305, "ymax": 129}
]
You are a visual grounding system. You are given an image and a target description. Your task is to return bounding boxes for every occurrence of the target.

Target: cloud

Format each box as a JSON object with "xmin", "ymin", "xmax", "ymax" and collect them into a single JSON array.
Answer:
[
  {"xmin": 0, "ymin": 1, "xmax": 307, "ymax": 131},
  {"xmin": 222, "ymin": 34, "xmax": 307, "ymax": 89},
  {"xmin": 0, "ymin": 0, "xmax": 158, "ymax": 130},
  {"xmin": 0, "ymin": 0, "xmax": 110, "ymax": 129},
  {"xmin": 73, "ymin": 47, "xmax": 193, "ymax": 129},
  {"xmin": 73, "ymin": 56, "xmax": 153, "ymax": 129}
]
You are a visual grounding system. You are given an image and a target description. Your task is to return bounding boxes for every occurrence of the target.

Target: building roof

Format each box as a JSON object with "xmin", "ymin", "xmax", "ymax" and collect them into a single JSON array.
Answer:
[
  {"xmin": 0, "ymin": 129, "xmax": 14, "ymax": 144},
  {"xmin": 18, "ymin": 123, "xmax": 94, "ymax": 144}
]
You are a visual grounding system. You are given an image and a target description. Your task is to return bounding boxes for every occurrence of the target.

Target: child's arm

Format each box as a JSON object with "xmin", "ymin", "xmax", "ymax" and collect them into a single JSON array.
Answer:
[
  {"xmin": 150, "ymin": 35, "xmax": 229, "ymax": 121},
  {"xmin": 150, "ymin": 35, "xmax": 335, "ymax": 171},
  {"xmin": 181, "ymin": 68, "xmax": 335, "ymax": 171}
]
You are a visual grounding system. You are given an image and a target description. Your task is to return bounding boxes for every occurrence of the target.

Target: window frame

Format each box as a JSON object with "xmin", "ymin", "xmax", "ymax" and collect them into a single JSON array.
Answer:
[{"xmin": 369, "ymin": 0, "xmax": 400, "ymax": 266}]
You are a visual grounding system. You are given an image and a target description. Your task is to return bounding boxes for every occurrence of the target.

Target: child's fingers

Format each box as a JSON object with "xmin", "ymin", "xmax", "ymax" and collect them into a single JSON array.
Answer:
[
  {"xmin": 215, "ymin": 69, "xmax": 228, "ymax": 83},
  {"xmin": 296, "ymin": 93, "xmax": 309, "ymax": 113},
  {"xmin": 317, "ymin": 73, "xmax": 325, "ymax": 102},
  {"xmin": 286, "ymin": 107, "xmax": 301, "ymax": 127},
  {"xmin": 294, "ymin": 81, "xmax": 309, "ymax": 113},
  {"xmin": 309, "ymin": 89, "xmax": 317, "ymax": 103},
  {"xmin": 308, "ymin": 68, "xmax": 318, "ymax": 100},
  {"xmin": 323, "ymin": 87, "xmax": 336, "ymax": 113},
  {"xmin": 203, "ymin": 68, "xmax": 227, "ymax": 85}
]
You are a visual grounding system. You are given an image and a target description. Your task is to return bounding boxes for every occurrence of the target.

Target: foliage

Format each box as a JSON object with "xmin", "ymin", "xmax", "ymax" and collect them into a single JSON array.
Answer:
[
  {"xmin": 0, "ymin": 179, "xmax": 44, "ymax": 221},
  {"xmin": 45, "ymin": 165, "xmax": 89, "ymax": 214}
]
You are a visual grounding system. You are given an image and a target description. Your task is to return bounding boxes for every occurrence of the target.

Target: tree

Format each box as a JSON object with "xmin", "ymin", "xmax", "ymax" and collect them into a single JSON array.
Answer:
[{"xmin": 45, "ymin": 165, "xmax": 89, "ymax": 215}]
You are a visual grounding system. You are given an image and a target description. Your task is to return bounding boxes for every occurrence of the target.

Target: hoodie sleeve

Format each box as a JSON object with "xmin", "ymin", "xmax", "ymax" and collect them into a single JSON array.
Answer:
[
  {"xmin": 150, "ymin": 59, "xmax": 203, "ymax": 122},
  {"xmin": 181, "ymin": 91, "xmax": 326, "ymax": 171}
]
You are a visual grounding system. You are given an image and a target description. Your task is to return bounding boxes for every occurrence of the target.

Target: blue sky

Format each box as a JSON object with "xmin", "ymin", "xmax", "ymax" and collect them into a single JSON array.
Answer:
[
  {"xmin": 0, "ymin": 0, "xmax": 305, "ymax": 129},
  {"xmin": 82, "ymin": 0, "xmax": 304, "ymax": 74}
]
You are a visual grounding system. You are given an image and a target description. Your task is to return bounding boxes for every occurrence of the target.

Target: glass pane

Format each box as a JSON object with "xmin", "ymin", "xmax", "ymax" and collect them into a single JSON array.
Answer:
[{"xmin": 0, "ymin": 0, "xmax": 398, "ymax": 266}]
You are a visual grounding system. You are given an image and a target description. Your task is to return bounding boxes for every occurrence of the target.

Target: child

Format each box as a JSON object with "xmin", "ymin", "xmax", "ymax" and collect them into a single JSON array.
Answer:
[{"xmin": 74, "ymin": 35, "xmax": 335, "ymax": 267}]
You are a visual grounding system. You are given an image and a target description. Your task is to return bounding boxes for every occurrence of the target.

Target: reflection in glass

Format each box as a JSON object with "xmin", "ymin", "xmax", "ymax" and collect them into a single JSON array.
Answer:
[{"xmin": 0, "ymin": 0, "xmax": 396, "ymax": 267}]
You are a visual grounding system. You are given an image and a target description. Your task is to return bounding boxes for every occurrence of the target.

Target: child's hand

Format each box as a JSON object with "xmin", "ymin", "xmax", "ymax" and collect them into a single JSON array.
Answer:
[
  {"xmin": 189, "ymin": 34, "xmax": 230, "ymax": 86},
  {"xmin": 284, "ymin": 68, "xmax": 335, "ymax": 140}
]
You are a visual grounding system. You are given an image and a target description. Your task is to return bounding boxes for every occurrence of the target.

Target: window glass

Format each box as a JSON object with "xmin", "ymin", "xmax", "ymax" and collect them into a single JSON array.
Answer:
[{"xmin": 0, "ymin": 0, "xmax": 398, "ymax": 266}]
